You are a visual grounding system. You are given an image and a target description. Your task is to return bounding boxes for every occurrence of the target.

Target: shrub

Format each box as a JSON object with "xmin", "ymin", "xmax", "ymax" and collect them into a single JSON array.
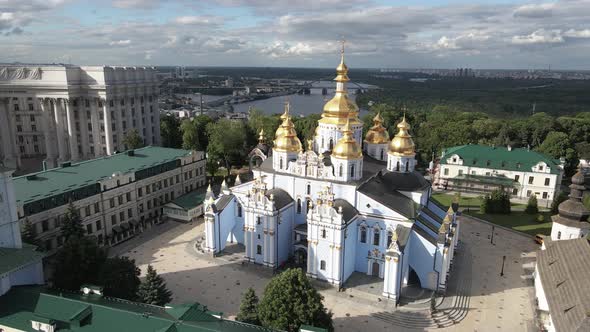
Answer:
[{"xmin": 525, "ymin": 195, "xmax": 539, "ymax": 214}]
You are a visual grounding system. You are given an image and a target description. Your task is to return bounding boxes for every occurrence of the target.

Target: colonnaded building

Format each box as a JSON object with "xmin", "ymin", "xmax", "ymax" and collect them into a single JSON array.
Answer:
[
  {"xmin": 202, "ymin": 51, "xmax": 459, "ymax": 302},
  {"xmin": 0, "ymin": 65, "xmax": 161, "ymax": 171}
]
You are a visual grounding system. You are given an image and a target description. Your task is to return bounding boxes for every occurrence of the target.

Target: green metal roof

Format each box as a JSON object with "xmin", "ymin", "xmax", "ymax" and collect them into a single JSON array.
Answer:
[
  {"xmin": 440, "ymin": 144, "xmax": 562, "ymax": 175},
  {"xmin": 0, "ymin": 243, "xmax": 44, "ymax": 276},
  {"xmin": 168, "ymin": 190, "xmax": 206, "ymax": 211},
  {"xmin": 13, "ymin": 146, "xmax": 193, "ymax": 206},
  {"xmin": 0, "ymin": 286, "xmax": 277, "ymax": 332}
]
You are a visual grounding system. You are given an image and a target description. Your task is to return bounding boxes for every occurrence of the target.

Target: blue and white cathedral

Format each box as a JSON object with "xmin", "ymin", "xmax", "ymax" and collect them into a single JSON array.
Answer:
[{"xmin": 202, "ymin": 50, "xmax": 459, "ymax": 303}]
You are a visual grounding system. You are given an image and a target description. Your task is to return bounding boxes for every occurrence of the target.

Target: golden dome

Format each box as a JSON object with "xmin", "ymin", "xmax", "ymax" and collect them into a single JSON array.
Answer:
[
  {"xmin": 332, "ymin": 118, "xmax": 363, "ymax": 160},
  {"xmin": 319, "ymin": 45, "xmax": 360, "ymax": 126},
  {"xmin": 388, "ymin": 115, "xmax": 415, "ymax": 156},
  {"xmin": 275, "ymin": 101, "xmax": 291, "ymax": 138},
  {"xmin": 364, "ymin": 112, "xmax": 390, "ymax": 144},
  {"xmin": 274, "ymin": 109, "xmax": 302, "ymax": 153}
]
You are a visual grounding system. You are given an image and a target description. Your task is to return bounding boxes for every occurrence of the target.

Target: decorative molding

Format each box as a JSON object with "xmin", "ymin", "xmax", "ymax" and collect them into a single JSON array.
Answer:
[{"xmin": 0, "ymin": 67, "xmax": 42, "ymax": 80}]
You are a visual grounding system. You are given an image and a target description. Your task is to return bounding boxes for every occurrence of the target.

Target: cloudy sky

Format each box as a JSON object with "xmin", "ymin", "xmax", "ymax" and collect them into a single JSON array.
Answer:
[{"xmin": 1, "ymin": 0, "xmax": 590, "ymax": 69}]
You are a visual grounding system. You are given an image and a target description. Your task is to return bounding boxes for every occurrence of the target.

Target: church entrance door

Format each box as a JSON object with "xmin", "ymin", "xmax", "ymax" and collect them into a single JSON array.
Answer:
[
  {"xmin": 372, "ymin": 262, "xmax": 380, "ymax": 277},
  {"xmin": 408, "ymin": 268, "xmax": 421, "ymax": 287}
]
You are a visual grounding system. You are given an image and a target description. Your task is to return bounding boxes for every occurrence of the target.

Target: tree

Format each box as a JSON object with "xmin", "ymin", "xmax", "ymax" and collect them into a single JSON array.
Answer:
[
  {"xmin": 60, "ymin": 201, "xmax": 85, "ymax": 241},
  {"xmin": 236, "ymin": 288, "xmax": 260, "ymax": 325},
  {"xmin": 525, "ymin": 195, "xmax": 539, "ymax": 214},
  {"xmin": 537, "ymin": 131, "xmax": 578, "ymax": 176},
  {"xmin": 98, "ymin": 257, "xmax": 141, "ymax": 301},
  {"xmin": 206, "ymin": 119, "xmax": 248, "ymax": 176},
  {"xmin": 480, "ymin": 189, "xmax": 511, "ymax": 214},
  {"xmin": 123, "ymin": 129, "xmax": 144, "ymax": 149},
  {"xmin": 52, "ymin": 237, "xmax": 107, "ymax": 291},
  {"xmin": 21, "ymin": 219, "xmax": 40, "ymax": 248},
  {"xmin": 257, "ymin": 268, "xmax": 333, "ymax": 332},
  {"xmin": 181, "ymin": 119, "xmax": 200, "ymax": 150},
  {"xmin": 138, "ymin": 265, "xmax": 173, "ymax": 306},
  {"xmin": 550, "ymin": 192, "xmax": 568, "ymax": 214},
  {"xmin": 160, "ymin": 115, "xmax": 183, "ymax": 148}
]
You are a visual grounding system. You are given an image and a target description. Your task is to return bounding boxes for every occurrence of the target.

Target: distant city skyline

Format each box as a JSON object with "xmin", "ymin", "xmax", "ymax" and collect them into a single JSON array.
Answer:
[{"xmin": 1, "ymin": 0, "xmax": 590, "ymax": 70}]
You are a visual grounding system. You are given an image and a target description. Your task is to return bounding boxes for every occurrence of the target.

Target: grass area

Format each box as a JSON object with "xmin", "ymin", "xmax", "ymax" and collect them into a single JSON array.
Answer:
[
  {"xmin": 465, "ymin": 211, "xmax": 553, "ymax": 236},
  {"xmin": 431, "ymin": 193, "xmax": 525, "ymax": 209},
  {"xmin": 432, "ymin": 192, "xmax": 551, "ymax": 236}
]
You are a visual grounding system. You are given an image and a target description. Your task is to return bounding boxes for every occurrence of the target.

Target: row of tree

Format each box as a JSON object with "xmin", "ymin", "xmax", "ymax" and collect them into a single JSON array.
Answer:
[{"xmin": 48, "ymin": 202, "xmax": 172, "ymax": 305}]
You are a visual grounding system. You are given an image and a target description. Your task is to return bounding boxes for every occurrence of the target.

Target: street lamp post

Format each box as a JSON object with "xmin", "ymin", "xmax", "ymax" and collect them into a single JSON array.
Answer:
[
  {"xmin": 490, "ymin": 225, "xmax": 495, "ymax": 245},
  {"xmin": 500, "ymin": 255, "xmax": 506, "ymax": 277}
]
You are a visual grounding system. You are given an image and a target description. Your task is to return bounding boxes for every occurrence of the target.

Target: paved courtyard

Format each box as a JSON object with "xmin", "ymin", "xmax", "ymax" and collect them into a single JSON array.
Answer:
[{"xmin": 116, "ymin": 215, "xmax": 539, "ymax": 332}]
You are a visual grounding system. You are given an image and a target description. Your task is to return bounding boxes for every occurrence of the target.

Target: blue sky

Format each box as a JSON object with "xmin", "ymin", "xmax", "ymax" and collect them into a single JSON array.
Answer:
[{"xmin": 1, "ymin": 0, "xmax": 590, "ymax": 69}]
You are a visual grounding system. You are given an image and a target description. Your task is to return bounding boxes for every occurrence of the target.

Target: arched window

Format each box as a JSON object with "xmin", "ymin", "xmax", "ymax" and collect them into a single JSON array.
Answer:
[
  {"xmin": 380, "ymin": 149, "xmax": 384, "ymax": 160},
  {"xmin": 406, "ymin": 161, "xmax": 409, "ymax": 172},
  {"xmin": 279, "ymin": 158, "xmax": 283, "ymax": 170},
  {"xmin": 339, "ymin": 164, "xmax": 343, "ymax": 177},
  {"xmin": 360, "ymin": 226, "xmax": 367, "ymax": 243},
  {"xmin": 321, "ymin": 137, "xmax": 324, "ymax": 148},
  {"xmin": 373, "ymin": 228, "xmax": 380, "ymax": 246},
  {"xmin": 387, "ymin": 231, "xmax": 393, "ymax": 248},
  {"xmin": 297, "ymin": 199, "xmax": 301, "ymax": 214},
  {"xmin": 329, "ymin": 139, "xmax": 334, "ymax": 150},
  {"xmin": 350, "ymin": 164, "xmax": 355, "ymax": 178},
  {"xmin": 321, "ymin": 229, "xmax": 327, "ymax": 239},
  {"xmin": 320, "ymin": 260, "xmax": 326, "ymax": 270},
  {"xmin": 257, "ymin": 245, "xmax": 262, "ymax": 255},
  {"xmin": 557, "ymin": 231, "xmax": 561, "ymax": 239},
  {"xmin": 237, "ymin": 204, "xmax": 242, "ymax": 217},
  {"xmin": 307, "ymin": 184, "xmax": 311, "ymax": 195},
  {"xmin": 396, "ymin": 161, "xmax": 400, "ymax": 171}
]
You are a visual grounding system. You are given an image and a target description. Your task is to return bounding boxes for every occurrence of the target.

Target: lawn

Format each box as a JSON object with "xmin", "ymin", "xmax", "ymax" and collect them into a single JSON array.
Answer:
[
  {"xmin": 432, "ymin": 192, "xmax": 552, "ymax": 236},
  {"xmin": 465, "ymin": 211, "xmax": 553, "ymax": 236}
]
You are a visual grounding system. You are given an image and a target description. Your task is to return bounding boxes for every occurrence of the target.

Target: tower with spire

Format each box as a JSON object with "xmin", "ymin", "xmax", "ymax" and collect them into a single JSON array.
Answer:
[
  {"xmin": 272, "ymin": 101, "xmax": 302, "ymax": 172},
  {"xmin": 364, "ymin": 112, "xmax": 390, "ymax": 161},
  {"xmin": 314, "ymin": 40, "xmax": 363, "ymax": 154},
  {"xmin": 387, "ymin": 115, "xmax": 417, "ymax": 173},
  {"xmin": 550, "ymin": 168, "xmax": 589, "ymax": 241}
]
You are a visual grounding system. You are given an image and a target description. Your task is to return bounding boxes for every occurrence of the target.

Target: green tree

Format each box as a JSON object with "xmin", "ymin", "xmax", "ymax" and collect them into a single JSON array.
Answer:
[
  {"xmin": 98, "ymin": 257, "xmax": 141, "ymax": 301},
  {"xmin": 481, "ymin": 189, "xmax": 511, "ymax": 214},
  {"xmin": 525, "ymin": 195, "xmax": 539, "ymax": 214},
  {"xmin": 480, "ymin": 195, "xmax": 490, "ymax": 214},
  {"xmin": 52, "ymin": 237, "xmax": 107, "ymax": 291},
  {"xmin": 123, "ymin": 129, "xmax": 144, "ymax": 149},
  {"xmin": 194, "ymin": 115, "xmax": 213, "ymax": 150},
  {"xmin": 550, "ymin": 192, "xmax": 568, "ymax": 214},
  {"xmin": 60, "ymin": 201, "xmax": 85, "ymax": 241},
  {"xmin": 206, "ymin": 119, "xmax": 248, "ymax": 176},
  {"xmin": 138, "ymin": 265, "xmax": 173, "ymax": 306},
  {"xmin": 21, "ymin": 219, "xmax": 40, "ymax": 248},
  {"xmin": 236, "ymin": 287, "xmax": 260, "ymax": 325},
  {"xmin": 537, "ymin": 131, "xmax": 578, "ymax": 176},
  {"xmin": 257, "ymin": 268, "xmax": 333, "ymax": 332},
  {"xmin": 160, "ymin": 115, "xmax": 183, "ymax": 148}
]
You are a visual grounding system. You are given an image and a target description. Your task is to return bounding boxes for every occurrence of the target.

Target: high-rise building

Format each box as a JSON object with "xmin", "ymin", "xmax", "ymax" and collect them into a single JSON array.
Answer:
[{"xmin": 0, "ymin": 65, "xmax": 161, "ymax": 170}]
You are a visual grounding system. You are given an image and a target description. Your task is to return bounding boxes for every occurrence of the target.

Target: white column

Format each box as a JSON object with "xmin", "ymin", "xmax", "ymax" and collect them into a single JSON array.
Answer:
[
  {"xmin": 102, "ymin": 99, "xmax": 114, "ymax": 155},
  {"xmin": 243, "ymin": 227, "xmax": 251, "ymax": 261},
  {"xmin": 152, "ymin": 95, "xmax": 161, "ymax": 145},
  {"xmin": 39, "ymin": 98, "xmax": 57, "ymax": 168},
  {"xmin": 0, "ymin": 98, "xmax": 16, "ymax": 168},
  {"xmin": 78, "ymin": 98, "xmax": 90, "ymax": 158},
  {"xmin": 64, "ymin": 99, "xmax": 78, "ymax": 161},
  {"xmin": 115, "ymin": 98, "xmax": 124, "ymax": 151},
  {"xmin": 204, "ymin": 215, "xmax": 216, "ymax": 253},
  {"xmin": 382, "ymin": 254, "xmax": 399, "ymax": 300},
  {"xmin": 53, "ymin": 99, "xmax": 67, "ymax": 163},
  {"xmin": 89, "ymin": 99, "xmax": 101, "ymax": 157}
]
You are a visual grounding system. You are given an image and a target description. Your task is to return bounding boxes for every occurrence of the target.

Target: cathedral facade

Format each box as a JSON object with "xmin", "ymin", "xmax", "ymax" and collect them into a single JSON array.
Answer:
[{"xmin": 202, "ymin": 52, "xmax": 459, "ymax": 303}]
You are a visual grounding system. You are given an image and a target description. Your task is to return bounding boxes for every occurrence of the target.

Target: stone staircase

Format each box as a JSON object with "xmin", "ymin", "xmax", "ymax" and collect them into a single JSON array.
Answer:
[{"xmin": 371, "ymin": 250, "xmax": 472, "ymax": 330}]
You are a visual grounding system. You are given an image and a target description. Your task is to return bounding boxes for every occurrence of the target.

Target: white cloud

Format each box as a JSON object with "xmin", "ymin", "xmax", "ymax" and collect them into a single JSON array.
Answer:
[
  {"xmin": 513, "ymin": 3, "xmax": 554, "ymax": 18},
  {"xmin": 174, "ymin": 15, "xmax": 224, "ymax": 26},
  {"xmin": 260, "ymin": 41, "xmax": 314, "ymax": 58},
  {"xmin": 511, "ymin": 29, "xmax": 564, "ymax": 45},
  {"xmin": 111, "ymin": 0, "xmax": 160, "ymax": 9},
  {"xmin": 109, "ymin": 39, "xmax": 131, "ymax": 46},
  {"xmin": 564, "ymin": 29, "xmax": 590, "ymax": 38}
]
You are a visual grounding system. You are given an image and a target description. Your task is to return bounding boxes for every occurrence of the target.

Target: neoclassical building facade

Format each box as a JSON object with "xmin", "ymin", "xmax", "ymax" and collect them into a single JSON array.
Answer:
[
  {"xmin": 0, "ymin": 65, "xmax": 160, "ymax": 170},
  {"xmin": 202, "ymin": 51, "xmax": 459, "ymax": 303}
]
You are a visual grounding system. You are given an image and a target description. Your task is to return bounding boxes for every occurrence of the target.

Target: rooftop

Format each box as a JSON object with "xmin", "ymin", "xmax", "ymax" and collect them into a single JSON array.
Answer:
[
  {"xmin": 441, "ymin": 144, "xmax": 562, "ymax": 174},
  {"xmin": 14, "ymin": 146, "xmax": 193, "ymax": 206},
  {"xmin": 0, "ymin": 243, "xmax": 44, "ymax": 276},
  {"xmin": 537, "ymin": 238, "xmax": 590, "ymax": 331},
  {"xmin": 168, "ymin": 190, "xmax": 206, "ymax": 211},
  {"xmin": 0, "ymin": 286, "xmax": 276, "ymax": 332}
]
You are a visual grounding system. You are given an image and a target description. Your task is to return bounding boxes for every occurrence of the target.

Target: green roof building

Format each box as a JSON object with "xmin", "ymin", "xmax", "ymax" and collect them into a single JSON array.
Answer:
[
  {"xmin": 0, "ymin": 286, "xmax": 326, "ymax": 332},
  {"xmin": 11, "ymin": 146, "xmax": 207, "ymax": 252},
  {"xmin": 436, "ymin": 144, "xmax": 564, "ymax": 201}
]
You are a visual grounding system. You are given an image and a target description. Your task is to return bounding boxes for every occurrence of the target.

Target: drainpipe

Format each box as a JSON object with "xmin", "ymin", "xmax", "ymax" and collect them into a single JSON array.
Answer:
[{"xmin": 432, "ymin": 246, "xmax": 440, "ymax": 293}]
